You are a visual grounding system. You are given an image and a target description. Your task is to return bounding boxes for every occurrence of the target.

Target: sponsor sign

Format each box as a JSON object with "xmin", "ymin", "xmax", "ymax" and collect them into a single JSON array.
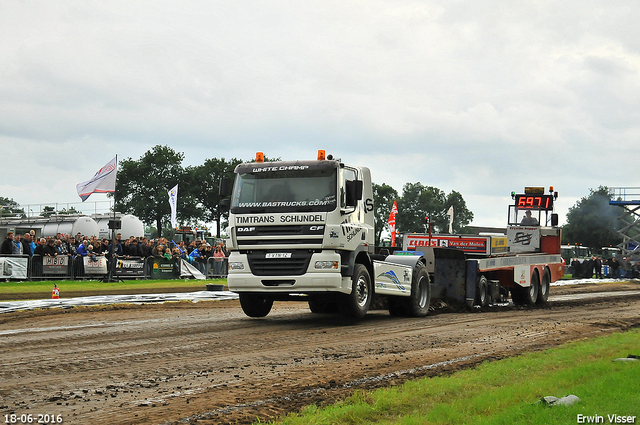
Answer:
[
  {"xmin": 404, "ymin": 235, "xmax": 489, "ymax": 254},
  {"xmin": 114, "ymin": 257, "xmax": 146, "ymax": 277},
  {"xmin": 151, "ymin": 258, "xmax": 177, "ymax": 279},
  {"xmin": 43, "ymin": 256, "xmax": 69, "ymax": 275},
  {"xmin": 83, "ymin": 256, "xmax": 108, "ymax": 275},
  {"xmin": 507, "ymin": 226, "xmax": 541, "ymax": 253},
  {"xmin": 0, "ymin": 257, "xmax": 28, "ymax": 279}
]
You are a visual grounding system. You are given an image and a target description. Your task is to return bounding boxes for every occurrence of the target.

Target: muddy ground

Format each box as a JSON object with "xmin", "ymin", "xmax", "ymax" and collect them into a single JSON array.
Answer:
[{"xmin": 1, "ymin": 281, "xmax": 639, "ymax": 425}]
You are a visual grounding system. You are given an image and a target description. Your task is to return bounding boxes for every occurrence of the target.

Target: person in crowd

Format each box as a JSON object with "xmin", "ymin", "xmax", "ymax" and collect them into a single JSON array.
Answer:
[
  {"xmin": 12, "ymin": 233, "xmax": 23, "ymax": 255},
  {"xmin": 153, "ymin": 244, "xmax": 166, "ymax": 257},
  {"xmin": 127, "ymin": 237, "xmax": 139, "ymax": 257},
  {"xmin": 570, "ymin": 258, "xmax": 581, "ymax": 278},
  {"xmin": 146, "ymin": 239, "xmax": 157, "ymax": 257},
  {"xmin": 137, "ymin": 238, "xmax": 149, "ymax": 257},
  {"xmin": 43, "ymin": 238, "xmax": 59, "ymax": 257},
  {"xmin": 107, "ymin": 237, "xmax": 123, "ymax": 259},
  {"xmin": 76, "ymin": 240, "xmax": 89, "ymax": 257},
  {"xmin": 66, "ymin": 236, "xmax": 77, "ymax": 256},
  {"xmin": 55, "ymin": 239, "xmax": 67, "ymax": 256},
  {"xmin": 582, "ymin": 257, "xmax": 593, "ymax": 278},
  {"xmin": 213, "ymin": 244, "xmax": 225, "ymax": 276},
  {"xmin": 86, "ymin": 244, "xmax": 97, "ymax": 261},
  {"xmin": 21, "ymin": 233, "xmax": 33, "ymax": 257},
  {"xmin": 188, "ymin": 243, "xmax": 205, "ymax": 273},
  {"xmin": 610, "ymin": 256, "xmax": 620, "ymax": 278},
  {"xmin": 122, "ymin": 239, "xmax": 131, "ymax": 257},
  {"xmin": 33, "ymin": 238, "xmax": 46, "ymax": 256},
  {"xmin": 593, "ymin": 256, "xmax": 603, "ymax": 278},
  {"xmin": 29, "ymin": 231, "xmax": 37, "ymax": 254},
  {"xmin": 1, "ymin": 232, "xmax": 14, "ymax": 255},
  {"xmin": 171, "ymin": 247, "xmax": 184, "ymax": 260},
  {"xmin": 163, "ymin": 247, "xmax": 172, "ymax": 260}
]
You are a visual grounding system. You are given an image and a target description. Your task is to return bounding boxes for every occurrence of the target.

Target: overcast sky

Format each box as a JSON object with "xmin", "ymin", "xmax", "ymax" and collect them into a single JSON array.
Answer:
[{"xmin": 1, "ymin": 1, "xmax": 639, "ymax": 229}]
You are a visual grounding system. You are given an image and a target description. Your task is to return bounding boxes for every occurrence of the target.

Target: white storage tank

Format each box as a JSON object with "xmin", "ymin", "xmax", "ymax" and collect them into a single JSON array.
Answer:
[
  {"xmin": 93, "ymin": 214, "xmax": 144, "ymax": 239},
  {"xmin": 1, "ymin": 216, "xmax": 99, "ymax": 239}
]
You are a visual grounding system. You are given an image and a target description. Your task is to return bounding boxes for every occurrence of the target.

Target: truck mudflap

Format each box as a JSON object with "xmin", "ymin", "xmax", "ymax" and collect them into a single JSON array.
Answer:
[{"xmin": 430, "ymin": 247, "xmax": 473, "ymax": 307}]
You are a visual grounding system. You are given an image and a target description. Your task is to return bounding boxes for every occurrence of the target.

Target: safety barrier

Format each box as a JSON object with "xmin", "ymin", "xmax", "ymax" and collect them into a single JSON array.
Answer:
[
  {"xmin": 0, "ymin": 254, "xmax": 229, "ymax": 281},
  {"xmin": 205, "ymin": 257, "xmax": 229, "ymax": 278}
]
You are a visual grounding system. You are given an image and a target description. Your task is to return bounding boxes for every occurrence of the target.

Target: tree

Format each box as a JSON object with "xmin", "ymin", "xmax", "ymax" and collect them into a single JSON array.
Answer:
[
  {"xmin": 40, "ymin": 206, "xmax": 56, "ymax": 218},
  {"xmin": 188, "ymin": 157, "xmax": 243, "ymax": 238},
  {"xmin": 562, "ymin": 186, "xmax": 621, "ymax": 249},
  {"xmin": 397, "ymin": 183, "xmax": 447, "ymax": 234},
  {"xmin": 114, "ymin": 145, "xmax": 189, "ymax": 237},
  {"xmin": 60, "ymin": 206, "xmax": 82, "ymax": 215},
  {"xmin": 372, "ymin": 183, "xmax": 399, "ymax": 246},
  {"xmin": 396, "ymin": 183, "xmax": 473, "ymax": 235},
  {"xmin": 0, "ymin": 197, "xmax": 25, "ymax": 218}
]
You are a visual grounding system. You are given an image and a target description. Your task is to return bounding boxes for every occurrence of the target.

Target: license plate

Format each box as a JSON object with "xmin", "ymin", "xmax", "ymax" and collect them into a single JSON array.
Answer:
[{"xmin": 265, "ymin": 253, "xmax": 292, "ymax": 259}]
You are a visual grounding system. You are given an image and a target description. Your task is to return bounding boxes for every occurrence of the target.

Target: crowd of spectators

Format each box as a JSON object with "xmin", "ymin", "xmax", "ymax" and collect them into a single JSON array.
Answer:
[
  {"xmin": 1, "ymin": 230, "xmax": 229, "ymax": 275},
  {"xmin": 570, "ymin": 255, "xmax": 640, "ymax": 279}
]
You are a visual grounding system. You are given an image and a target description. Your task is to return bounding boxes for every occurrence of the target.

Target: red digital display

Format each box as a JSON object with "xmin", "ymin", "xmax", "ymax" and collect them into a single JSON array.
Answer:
[{"xmin": 515, "ymin": 194, "xmax": 554, "ymax": 210}]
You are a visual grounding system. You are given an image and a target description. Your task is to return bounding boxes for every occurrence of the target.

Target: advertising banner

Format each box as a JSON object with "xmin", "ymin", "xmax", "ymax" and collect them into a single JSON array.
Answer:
[
  {"xmin": 0, "ymin": 257, "xmax": 28, "ymax": 279},
  {"xmin": 151, "ymin": 258, "xmax": 177, "ymax": 279},
  {"xmin": 83, "ymin": 256, "xmax": 108, "ymax": 275},
  {"xmin": 43, "ymin": 256, "xmax": 69, "ymax": 275},
  {"xmin": 404, "ymin": 234, "xmax": 490, "ymax": 255},
  {"xmin": 114, "ymin": 257, "xmax": 146, "ymax": 277},
  {"xmin": 507, "ymin": 226, "xmax": 541, "ymax": 253}
]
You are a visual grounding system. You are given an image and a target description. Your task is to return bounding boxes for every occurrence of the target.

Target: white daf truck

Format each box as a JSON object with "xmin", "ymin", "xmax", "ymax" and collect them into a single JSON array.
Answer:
[
  {"xmin": 220, "ymin": 151, "xmax": 564, "ymax": 320},
  {"xmin": 220, "ymin": 150, "xmax": 431, "ymax": 319}
]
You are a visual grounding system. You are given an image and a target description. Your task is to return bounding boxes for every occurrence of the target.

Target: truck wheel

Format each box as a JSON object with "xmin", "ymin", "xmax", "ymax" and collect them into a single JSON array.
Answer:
[
  {"xmin": 475, "ymin": 275, "xmax": 489, "ymax": 308},
  {"xmin": 340, "ymin": 264, "xmax": 372, "ymax": 319},
  {"xmin": 406, "ymin": 264, "xmax": 431, "ymax": 317},
  {"xmin": 537, "ymin": 268, "xmax": 550, "ymax": 305},
  {"xmin": 526, "ymin": 271, "xmax": 540, "ymax": 306},
  {"xmin": 239, "ymin": 293, "xmax": 273, "ymax": 318}
]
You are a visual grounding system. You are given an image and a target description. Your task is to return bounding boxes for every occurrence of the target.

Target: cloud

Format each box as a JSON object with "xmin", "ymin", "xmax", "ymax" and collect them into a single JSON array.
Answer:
[{"xmin": 1, "ymin": 0, "xmax": 640, "ymax": 227}]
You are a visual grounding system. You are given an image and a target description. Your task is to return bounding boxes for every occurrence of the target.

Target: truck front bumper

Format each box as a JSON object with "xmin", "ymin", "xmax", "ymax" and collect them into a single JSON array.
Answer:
[{"xmin": 227, "ymin": 251, "xmax": 351, "ymax": 294}]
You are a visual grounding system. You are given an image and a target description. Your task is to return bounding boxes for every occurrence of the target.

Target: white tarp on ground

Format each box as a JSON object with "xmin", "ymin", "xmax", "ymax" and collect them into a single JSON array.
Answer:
[
  {"xmin": 551, "ymin": 278, "xmax": 626, "ymax": 286},
  {"xmin": 180, "ymin": 259, "xmax": 206, "ymax": 280},
  {"xmin": 0, "ymin": 291, "xmax": 238, "ymax": 314}
]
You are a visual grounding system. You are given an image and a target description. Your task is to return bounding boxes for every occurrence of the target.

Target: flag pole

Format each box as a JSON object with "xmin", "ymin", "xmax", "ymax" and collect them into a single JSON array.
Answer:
[{"xmin": 102, "ymin": 155, "xmax": 121, "ymax": 283}]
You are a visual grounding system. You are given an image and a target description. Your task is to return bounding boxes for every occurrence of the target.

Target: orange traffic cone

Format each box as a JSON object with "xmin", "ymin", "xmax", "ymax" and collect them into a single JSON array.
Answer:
[{"xmin": 52, "ymin": 284, "xmax": 60, "ymax": 299}]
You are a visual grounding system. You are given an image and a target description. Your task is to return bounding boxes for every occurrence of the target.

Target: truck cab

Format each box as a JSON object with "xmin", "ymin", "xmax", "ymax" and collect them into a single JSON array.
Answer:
[{"xmin": 221, "ymin": 150, "xmax": 376, "ymax": 318}]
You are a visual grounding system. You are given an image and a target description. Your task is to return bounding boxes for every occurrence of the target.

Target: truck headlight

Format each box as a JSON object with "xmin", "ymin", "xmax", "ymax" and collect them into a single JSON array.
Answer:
[
  {"xmin": 228, "ymin": 262, "xmax": 245, "ymax": 270},
  {"xmin": 315, "ymin": 261, "xmax": 338, "ymax": 270}
]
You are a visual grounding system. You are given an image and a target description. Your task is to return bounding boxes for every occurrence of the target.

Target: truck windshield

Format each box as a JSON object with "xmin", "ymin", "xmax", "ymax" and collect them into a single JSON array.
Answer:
[{"xmin": 230, "ymin": 167, "xmax": 338, "ymax": 213}]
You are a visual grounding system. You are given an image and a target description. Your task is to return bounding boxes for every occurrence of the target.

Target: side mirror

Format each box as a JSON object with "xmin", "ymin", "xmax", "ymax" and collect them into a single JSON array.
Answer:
[
  {"xmin": 220, "ymin": 198, "xmax": 230, "ymax": 212},
  {"xmin": 219, "ymin": 177, "xmax": 233, "ymax": 197},
  {"xmin": 551, "ymin": 213, "xmax": 559, "ymax": 226},
  {"xmin": 345, "ymin": 180, "xmax": 363, "ymax": 207}
]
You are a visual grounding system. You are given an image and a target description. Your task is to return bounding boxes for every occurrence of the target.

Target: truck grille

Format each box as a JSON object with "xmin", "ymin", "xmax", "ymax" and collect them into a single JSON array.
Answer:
[{"xmin": 247, "ymin": 251, "xmax": 312, "ymax": 276}]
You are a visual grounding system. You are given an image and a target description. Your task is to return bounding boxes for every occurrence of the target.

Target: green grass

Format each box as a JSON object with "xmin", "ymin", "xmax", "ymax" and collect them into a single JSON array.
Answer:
[
  {"xmin": 0, "ymin": 278, "xmax": 226, "ymax": 300},
  {"xmin": 272, "ymin": 329, "xmax": 640, "ymax": 425}
]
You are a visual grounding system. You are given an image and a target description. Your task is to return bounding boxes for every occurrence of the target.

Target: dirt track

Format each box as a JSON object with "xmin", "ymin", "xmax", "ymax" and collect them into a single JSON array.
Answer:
[{"xmin": 1, "ymin": 281, "xmax": 639, "ymax": 425}]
